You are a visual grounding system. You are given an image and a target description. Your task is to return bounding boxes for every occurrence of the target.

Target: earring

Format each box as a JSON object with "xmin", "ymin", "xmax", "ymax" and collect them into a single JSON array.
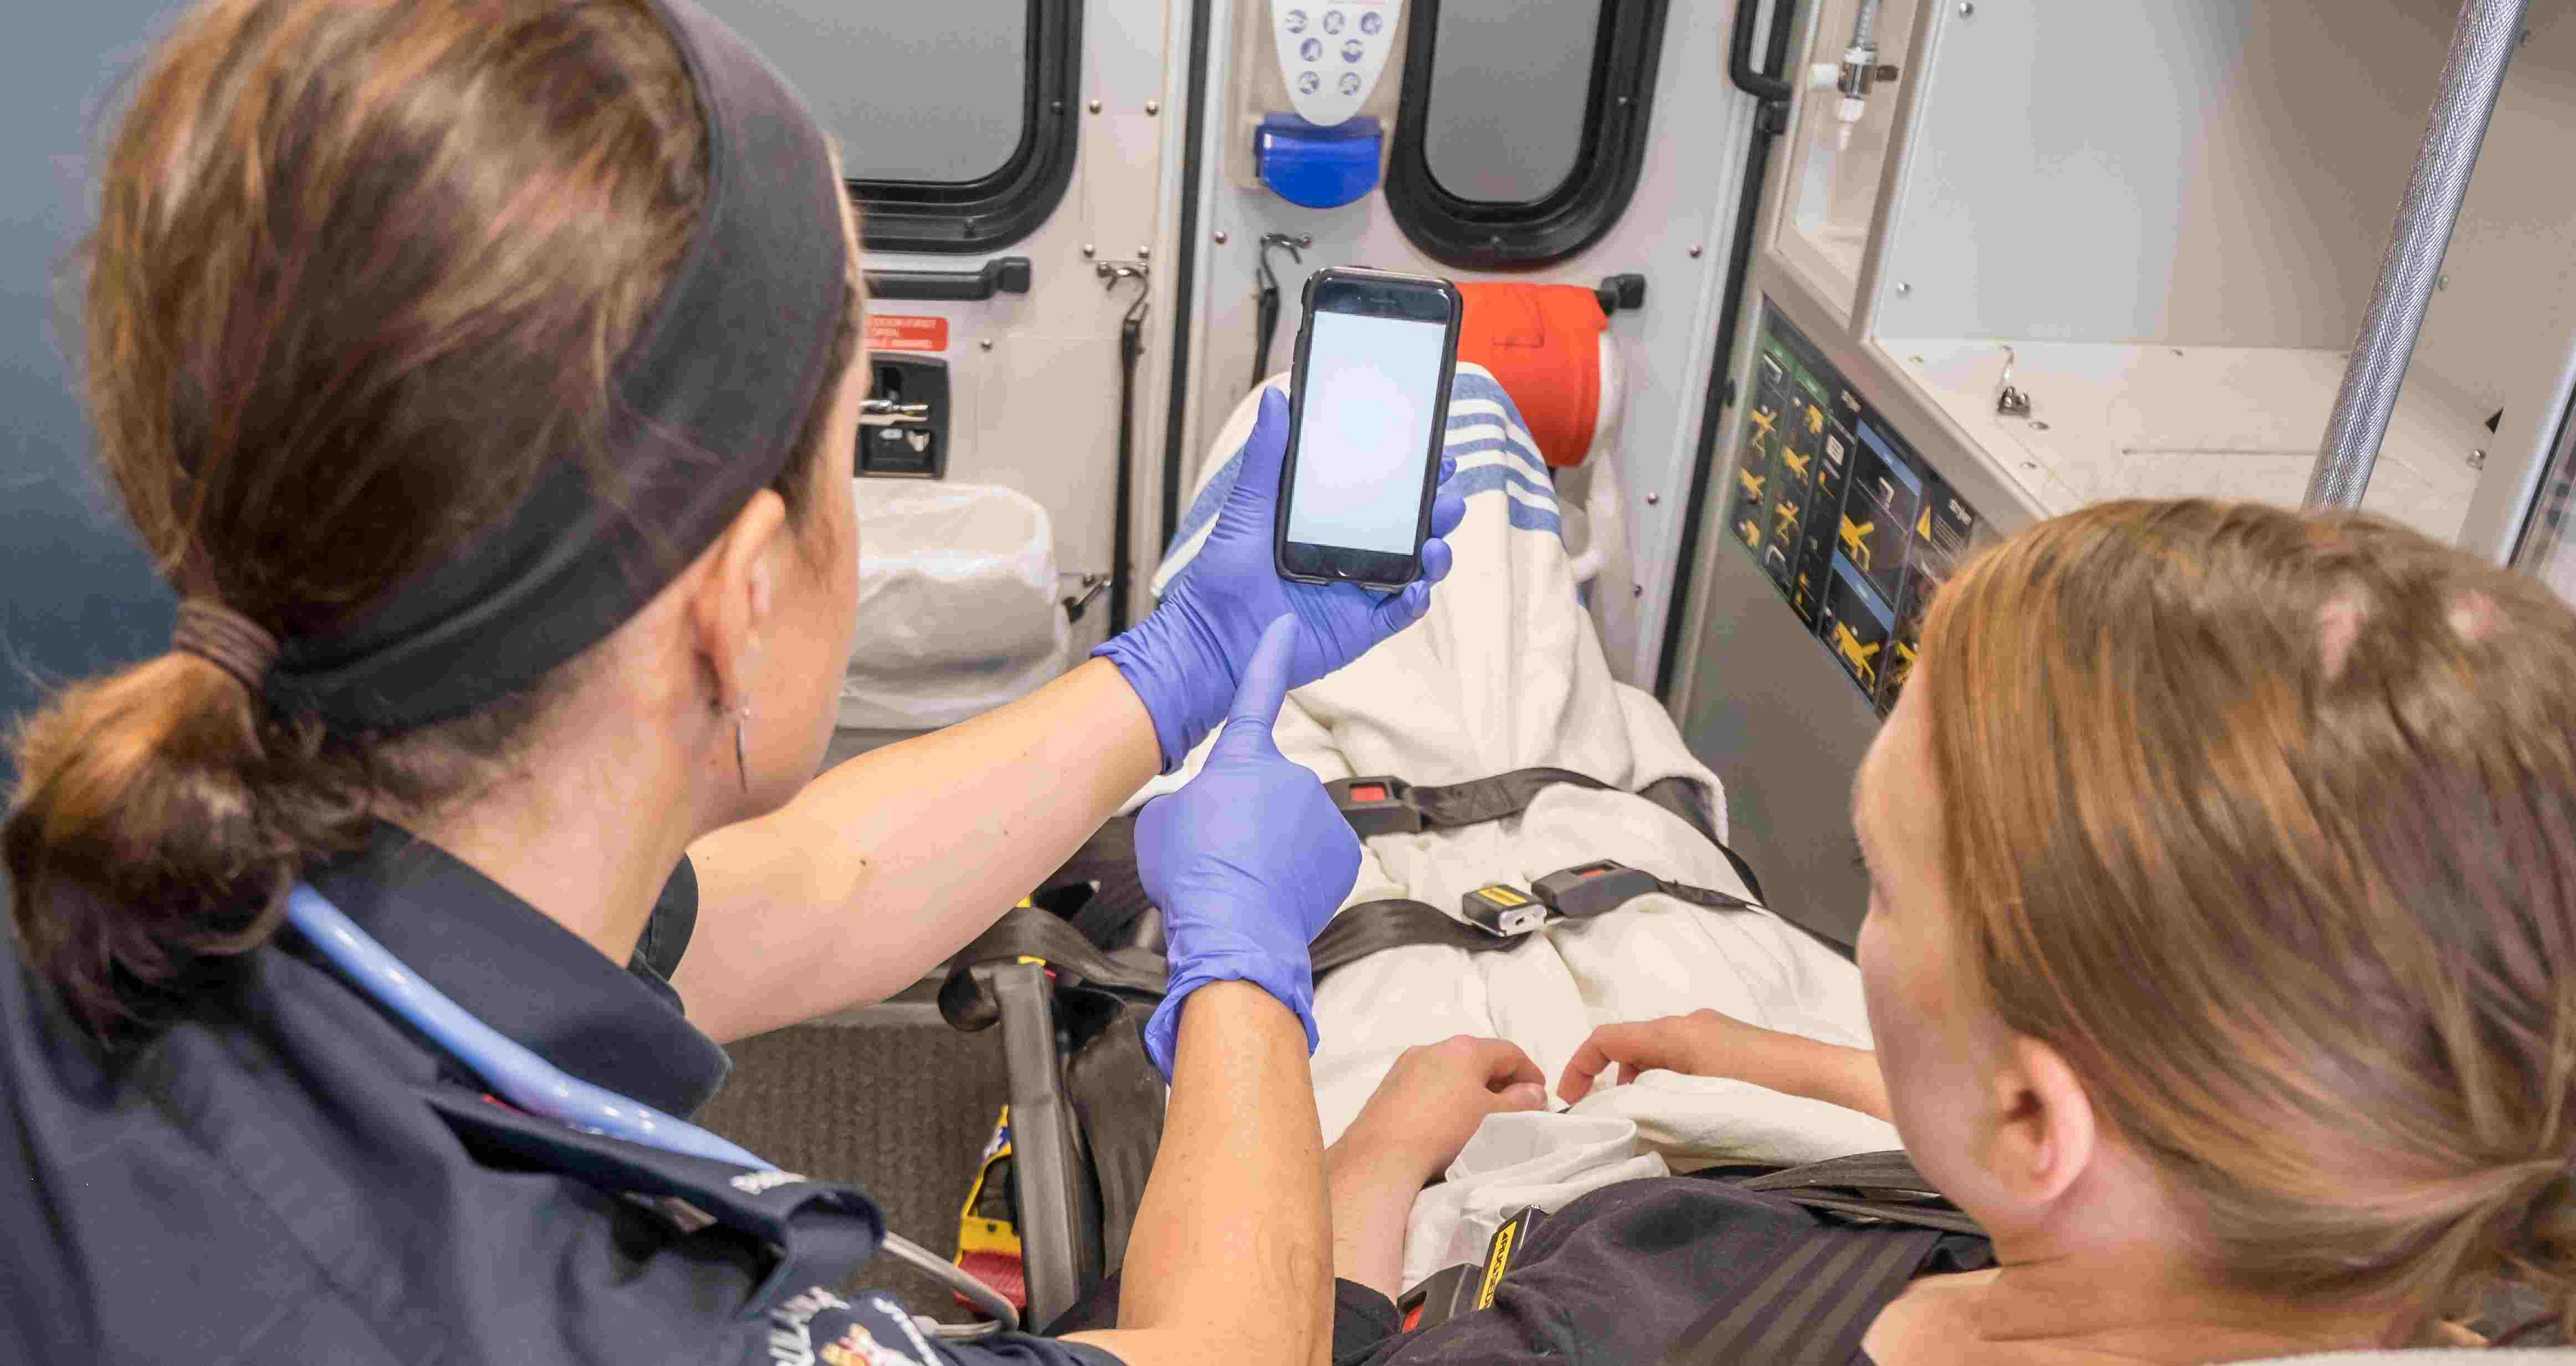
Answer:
[{"xmin": 734, "ymin": 703, "xmax": 752, "ymax": 794}]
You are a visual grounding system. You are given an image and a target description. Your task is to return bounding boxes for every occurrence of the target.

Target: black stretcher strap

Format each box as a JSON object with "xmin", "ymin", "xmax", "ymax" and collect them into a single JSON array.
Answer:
[
  {"xmin": 938, "ymin": 913, "xmax": 1167, "ymax": 1032},
  {"xmin": 1310, "ymin": 899, "xmax": 1517, "ymax": 979},
  {"xmin": 1038, "ymin": 767, "xmax": 1766, "ymax": 955},
  {"xmin": 950, "ymin": 765, "xmax": 1806, "ymax": 1031},
  {"xmin": 1064, "ymin": 1010, "xmax": 1163, "ymax": 1273},
  {"xmin": 1054, "ymin": 813, "xmax": 1155, "ymax": 949},
  {"xmin": 942, "ymin": 857, "xmax": 1771, "ymax": 1035}
]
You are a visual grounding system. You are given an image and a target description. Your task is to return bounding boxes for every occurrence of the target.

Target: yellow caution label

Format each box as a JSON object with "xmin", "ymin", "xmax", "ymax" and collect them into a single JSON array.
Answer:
[
  {"xmin": 1476, "ymin": 1224, "xmax": 1517, "ymax": 1310},
  {"xmin": 1470, "ymin": 885, "xmax": 1530, "ymax": 908}
]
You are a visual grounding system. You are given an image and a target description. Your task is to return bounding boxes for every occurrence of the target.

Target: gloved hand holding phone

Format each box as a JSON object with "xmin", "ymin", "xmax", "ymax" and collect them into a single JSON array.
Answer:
[
  {"xmin": 1096, "ymin": 387, "xmax": 1466, "ymax": 772},
  {"xmin": 1135, "ymin": 616, "xmax": 1361, "ymax": 1077}
]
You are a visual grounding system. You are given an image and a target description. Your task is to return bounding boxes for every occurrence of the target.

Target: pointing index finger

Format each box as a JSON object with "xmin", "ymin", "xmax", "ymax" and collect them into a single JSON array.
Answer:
[{"xmin": 1215, "ymin": 615, "xmax": 1297, "ymax": 748}]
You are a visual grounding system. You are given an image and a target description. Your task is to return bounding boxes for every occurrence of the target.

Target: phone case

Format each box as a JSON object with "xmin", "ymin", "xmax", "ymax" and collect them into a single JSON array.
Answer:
[{"xmin": 1273, "ymin": 267, "xmax": 1466, "ymax": 590}]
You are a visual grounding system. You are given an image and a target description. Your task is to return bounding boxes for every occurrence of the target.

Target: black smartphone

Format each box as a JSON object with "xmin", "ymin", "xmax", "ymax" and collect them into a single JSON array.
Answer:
[{"xmin": 1275, "ymin": 267, "xmax": 1464, "ymax": 590}]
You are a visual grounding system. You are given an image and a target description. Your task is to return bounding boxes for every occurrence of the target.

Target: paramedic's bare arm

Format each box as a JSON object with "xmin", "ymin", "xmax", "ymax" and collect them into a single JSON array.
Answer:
[
  {"xmin": 676, "ymin": 659, "xmax": 1159, "ymax": 1042},
  {"xmin": 1558, "ymin": 1009, "xmax": 1893, "ymax": 1122},
  {"xmin": 1064, "ymin": 981, "xmax": 1332, "ymax": 1366}
]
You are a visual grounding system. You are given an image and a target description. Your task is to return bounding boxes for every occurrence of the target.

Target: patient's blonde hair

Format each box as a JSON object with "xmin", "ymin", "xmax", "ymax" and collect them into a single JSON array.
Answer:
[{"xmin": 1919, "ymin": 499, "xmax": 2576, "ymax": 1341}]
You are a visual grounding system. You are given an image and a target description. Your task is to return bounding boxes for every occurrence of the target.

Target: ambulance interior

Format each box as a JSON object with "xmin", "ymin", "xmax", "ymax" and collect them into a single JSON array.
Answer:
[{"xmin": 8, "ymin": 0, "xmax": 2576, "ymax": 1337}]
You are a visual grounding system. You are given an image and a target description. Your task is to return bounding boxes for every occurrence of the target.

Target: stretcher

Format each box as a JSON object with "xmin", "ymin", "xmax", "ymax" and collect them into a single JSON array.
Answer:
[{"xmin": 939, "ymin": 355, "xmax": 1893, "ymax": 1329}]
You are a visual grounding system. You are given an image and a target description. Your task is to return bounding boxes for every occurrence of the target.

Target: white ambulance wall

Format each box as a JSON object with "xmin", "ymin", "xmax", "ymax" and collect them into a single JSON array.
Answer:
[
  {"xmin": 830, "ymin": 0, "xmax": 1195, "ymax": 668},
  {"xmin": 1180, "ymin": 0, "xmax": 1766, "ymax": 688},
  {"xmin": 2409, "ymin": 6, "xmax": 2576, "ymax": 428},
  {"xmin": 1874, "ymin": 0, "xmax": 2452, "ymax": 347}
]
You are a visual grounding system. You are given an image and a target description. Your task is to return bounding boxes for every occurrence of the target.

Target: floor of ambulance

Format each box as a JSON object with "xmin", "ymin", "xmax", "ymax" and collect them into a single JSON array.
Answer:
[{"xmin": 697, "ymin": 990, "xmax": 1005, "ymax": 1325}]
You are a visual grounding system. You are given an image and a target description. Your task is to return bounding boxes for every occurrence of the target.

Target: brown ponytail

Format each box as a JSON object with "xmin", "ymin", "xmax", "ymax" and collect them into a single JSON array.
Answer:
[
  {"xmin": 10, "ymin": 656, "xmax": 338, "ymax": 1030},
  {"xmin": 7, "ymin": 0, "xmax": 857, "ymax": 1042},
  {"xmin": 1918, "ymin": 500, "xmax": 2576, "ymax": 1342}
]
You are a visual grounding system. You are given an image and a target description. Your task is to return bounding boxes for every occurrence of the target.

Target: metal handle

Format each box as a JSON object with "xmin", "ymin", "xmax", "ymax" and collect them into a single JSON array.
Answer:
[
  {"xmin": 1730, "ymin": 0, "xmax": 1795, "ymax": 102},
  {"xmin": 1595, "ymin": 273, "xmax": 1648, "ymax": 314},
  {"xmin": 2308, "ymin": 0, "xmax": 2528, "ymax": 509},
  {"xmin": 864, "ymin": 256, "xmax": 1033, "ymax": 302},
  {"xmin": 859, "ymin": 399, "xmax": 932, "ymax": 427},
  {"xmin": 980, "ymin": 960, "xmax": 1101, "ymax": 1329}
]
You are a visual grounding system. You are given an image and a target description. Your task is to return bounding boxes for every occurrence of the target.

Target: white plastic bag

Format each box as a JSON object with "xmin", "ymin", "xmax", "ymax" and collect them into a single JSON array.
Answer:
[{"xmin": 839, "ymin": 480, "xmax": 1069, "ymax": 730}]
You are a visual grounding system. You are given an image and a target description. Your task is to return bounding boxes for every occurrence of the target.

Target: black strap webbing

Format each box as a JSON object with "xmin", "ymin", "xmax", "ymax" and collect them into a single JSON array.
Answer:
[
  {"xmin": 943, "ymin": 863, "xmax": 1773, "ymax": 1035},
  {"xmin": 1054, "ymin": 813, "xmax": 1154, "ymax": 948},
  {"xmin": 1035, "ymin": 767, "xmax": 1769, "ymax": 954},
  {"xmin": 1310, "ymin": 899, "xmax": 1515, "ymax": 979},
  {"xmin": 1063, "ymin": 1009, "xmax": 1163, "ymax": 1272},
  {"xmin": 951, "ymin": 768, "xmax": 1812, "ymax": 1028}
]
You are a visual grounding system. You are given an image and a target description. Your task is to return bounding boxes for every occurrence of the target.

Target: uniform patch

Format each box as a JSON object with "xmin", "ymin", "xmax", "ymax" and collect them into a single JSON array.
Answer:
[
  {"xmin": 817, "ymin": 1321, "xmax": 916, "ymax": 1366},
  {"xmin": 768, "ymin": 1286, "xmax": 938, "ymax": 1366}
]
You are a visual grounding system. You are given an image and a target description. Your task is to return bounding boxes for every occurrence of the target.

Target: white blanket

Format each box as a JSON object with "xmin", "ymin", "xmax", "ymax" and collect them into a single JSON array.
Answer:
[{"xmin": 1137, "ymin": 369, "xmax": 1897, "ymax": 1285}]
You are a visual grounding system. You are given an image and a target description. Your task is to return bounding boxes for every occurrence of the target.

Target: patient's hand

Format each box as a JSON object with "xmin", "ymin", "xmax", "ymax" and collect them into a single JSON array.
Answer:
[
  {"xmin": 1338, "ymin": 1036, "xmax": 1551, "ymax": 1184},
  {"xmin": 1326, "ymin": 1037, "xmax": 1549, "ymax": 1301},
  {"xmin": 1560, "ymin": 1009, "xmax": 1892, "ymax": 1122}
]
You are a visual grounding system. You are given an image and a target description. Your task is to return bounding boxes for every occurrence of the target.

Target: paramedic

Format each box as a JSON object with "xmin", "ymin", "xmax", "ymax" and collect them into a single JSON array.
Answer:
[
  {"xmin": 1325, "ymin": 500, "xmax": 2576, "ymax": 1360},
  {"xmin": 0, "ymin": 1, "xmax": 1460, "ymax": 1363}
]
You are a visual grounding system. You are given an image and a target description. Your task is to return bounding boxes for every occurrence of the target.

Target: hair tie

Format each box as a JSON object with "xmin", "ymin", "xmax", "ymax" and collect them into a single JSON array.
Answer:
[{"xmin": 171, "ymin": 599, "xmax": 279, "ymax": 695}]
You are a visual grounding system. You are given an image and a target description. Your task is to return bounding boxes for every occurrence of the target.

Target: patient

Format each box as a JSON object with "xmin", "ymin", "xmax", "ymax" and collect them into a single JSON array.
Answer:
[{"xmin": 1322, "ymin": 499, "xmax": 2576, "ymax": 1362}]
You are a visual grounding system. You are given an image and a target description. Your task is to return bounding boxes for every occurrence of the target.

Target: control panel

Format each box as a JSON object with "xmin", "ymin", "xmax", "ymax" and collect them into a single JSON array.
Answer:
[{"xmin": 1726, "ymin": 305, "xmax": 1987, "ymax": 717}]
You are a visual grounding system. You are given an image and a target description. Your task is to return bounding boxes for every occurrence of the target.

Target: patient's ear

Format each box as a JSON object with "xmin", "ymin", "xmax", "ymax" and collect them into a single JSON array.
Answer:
[{"xmin": 1984, "ymin": 1035, "xmax": 2097, "ymax": 1207}]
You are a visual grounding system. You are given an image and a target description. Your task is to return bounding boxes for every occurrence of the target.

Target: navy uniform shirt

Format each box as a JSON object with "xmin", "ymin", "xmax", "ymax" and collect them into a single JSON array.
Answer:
[{"xmin": 0, "ymin": 823, "xmax": 1122, "ymax": 1366}]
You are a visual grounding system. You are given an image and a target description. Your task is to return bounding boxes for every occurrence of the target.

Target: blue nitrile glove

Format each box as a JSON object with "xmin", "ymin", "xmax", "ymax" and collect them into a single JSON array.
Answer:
[
  {"xmin": 1137, "ymin": 616, "xmax": 1362, "ymax": 1078},
  {"xmin": 1097, "ymin": 387, "xmax": 1469, "ymax": 771}
]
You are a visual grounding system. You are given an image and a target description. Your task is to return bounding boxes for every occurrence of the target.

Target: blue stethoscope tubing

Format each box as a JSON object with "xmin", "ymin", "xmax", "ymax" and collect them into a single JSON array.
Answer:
[
  {"xmin": 284, "ymin": 882, "xmax": 1018, "ymax": 1337},
  {"xmin": 286, "ymin": 882, "xmax": 767, "ymax": 1167}
]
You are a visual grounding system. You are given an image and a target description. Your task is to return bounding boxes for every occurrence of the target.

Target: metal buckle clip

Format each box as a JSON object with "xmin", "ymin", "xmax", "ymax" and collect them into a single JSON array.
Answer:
[
  {"xmin": 1327, "ymin": 776, "xmax": 1424, "ymax": 837},
  {"xmin": 1531, "ymin": 859, "xmax": 1663, "ymax": 920},
  {"xmin": 1460, "ymin": 884, "xmax": 1547, "ymax": 938}
]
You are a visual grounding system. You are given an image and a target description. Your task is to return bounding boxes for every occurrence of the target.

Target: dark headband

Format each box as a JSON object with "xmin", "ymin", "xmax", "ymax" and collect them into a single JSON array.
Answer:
[{"xmin": 262, "ymin": 0, "xmax": 846, "ymax": 730}]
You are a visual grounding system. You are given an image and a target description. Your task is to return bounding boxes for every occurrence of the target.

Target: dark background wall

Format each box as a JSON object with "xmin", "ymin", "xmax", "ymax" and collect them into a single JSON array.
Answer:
[{"xmin": 2, "ymin": 3, "xmax": 188, "ymax": 799}]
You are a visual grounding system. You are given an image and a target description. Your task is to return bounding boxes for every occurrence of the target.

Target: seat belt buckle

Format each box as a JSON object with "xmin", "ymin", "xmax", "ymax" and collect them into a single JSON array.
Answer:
[
  {"xmin": 1329, "ymin": 776, "xmax": 1425, "ymax": 836},
  {"xmin": 1396, "ymin": 1262, "xmax": 1478, "ymax": 1333},
  {"xmin": 1531, "ymin": 859, "xmax": 1662, "ymax": 919},
  {"xmin": 1473, "ymin": 1205, "xmax": 1545, "ymax": 1308},
  {"xmin": 1460, "ymin": 884, "xmax": 1546, "ymax": 937},
  {"xmin": 1394, "ymin": 1203, "xmax": 1548, "ymax": 1331}
]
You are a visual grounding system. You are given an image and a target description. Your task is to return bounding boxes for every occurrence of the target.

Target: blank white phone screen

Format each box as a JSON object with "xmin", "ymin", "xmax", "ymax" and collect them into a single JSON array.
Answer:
[{"xmin": 1286, "ymin": 309, "xmax": 1448, "ymax": 556}]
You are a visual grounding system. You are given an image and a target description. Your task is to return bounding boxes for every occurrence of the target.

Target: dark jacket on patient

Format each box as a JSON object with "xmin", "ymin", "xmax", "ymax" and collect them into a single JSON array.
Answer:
[{"xmin": 1333, "ymin": 1175, "xmax": 1992, "ymax": 1366}]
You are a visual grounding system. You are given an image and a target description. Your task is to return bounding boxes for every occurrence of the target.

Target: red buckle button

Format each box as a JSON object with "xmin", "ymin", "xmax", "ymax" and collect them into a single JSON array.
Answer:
[{"xmin": 1350, "ymin": 783, "xmax": 1389, "ymax": 803}]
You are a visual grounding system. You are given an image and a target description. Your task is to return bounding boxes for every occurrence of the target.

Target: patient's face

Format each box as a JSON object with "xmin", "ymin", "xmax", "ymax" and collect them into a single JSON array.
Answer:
[{"xmin": 1853, "ymin": 685, "xmax": 2016, "ymax": 1220}]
